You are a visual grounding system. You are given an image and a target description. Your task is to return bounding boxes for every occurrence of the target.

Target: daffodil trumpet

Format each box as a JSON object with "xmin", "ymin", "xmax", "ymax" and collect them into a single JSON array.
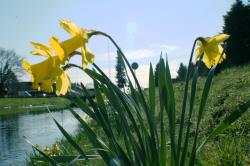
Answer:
[{"xmin": 22, "ymin": 56, "xmax": 71, "ymax": 95}]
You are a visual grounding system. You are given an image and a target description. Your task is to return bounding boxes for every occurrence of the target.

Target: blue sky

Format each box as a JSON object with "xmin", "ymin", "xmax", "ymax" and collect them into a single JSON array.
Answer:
[{"xmin": 0, "ymin": 0, "xmax": 239, "ymax": 87}]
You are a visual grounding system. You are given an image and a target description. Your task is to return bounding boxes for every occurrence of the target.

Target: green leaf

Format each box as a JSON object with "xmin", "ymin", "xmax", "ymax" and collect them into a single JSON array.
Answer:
[
  {"xmin": 159, "ymin": 57, "xmax": 177, "ymax": 165},
  {"xmin": 180, "ymin": 63, "xmax": 199, "ymax": 165},
  {"xmin": 189, "ymin": 61, "xmax": 216, "ymax": 166},
  {"xmin": 177, "ymin": 40, "xmax": 198, "ymax": 162},
  {"xmin": 53, "ymin": 119, "xmax": 89, "ymax": 161},
  {"xmin": 113, "ymin": 52, "xmax": 159, "ymax": 163},
  {"xmin": 34, "ymin": 155, "xmax": 99, "ymax": 163},
  {"xmin": 70, "ymin": 95, "xmax": 96, "ymax": 120},
  {"xmin": 69, "ymin": 108, "xmax": 113, "ymax": 165},
  {"xmin": 149, "ymin": 63, "xmax": 156, "ymax": 115}
]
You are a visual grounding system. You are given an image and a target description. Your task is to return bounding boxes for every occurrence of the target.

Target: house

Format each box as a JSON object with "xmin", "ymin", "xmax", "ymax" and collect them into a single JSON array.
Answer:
[{"xmin": 17, "ymin": 82, "xmax": 56, "ymax": 97}]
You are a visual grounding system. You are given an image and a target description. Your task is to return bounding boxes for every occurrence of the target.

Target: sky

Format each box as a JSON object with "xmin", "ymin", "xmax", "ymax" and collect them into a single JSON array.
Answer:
[{"xmin": 0, "ymin": 0, "xmax": 239, "ymax": 87}]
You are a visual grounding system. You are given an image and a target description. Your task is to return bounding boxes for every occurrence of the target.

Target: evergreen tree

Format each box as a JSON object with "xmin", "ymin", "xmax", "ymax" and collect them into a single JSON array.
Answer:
[
  {"xmin": 222, "ymin": 0, "xmax": 250, "ymax": 68},
  {"xmin": 115, "ymin": 50, "xmax": 127, "ymax": 89},
  {"xmin": 176, "ymin": 63, "xmax": 188, "ymax": 81}
]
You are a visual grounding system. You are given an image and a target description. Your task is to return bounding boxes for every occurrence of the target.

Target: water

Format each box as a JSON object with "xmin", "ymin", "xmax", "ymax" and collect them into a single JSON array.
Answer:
[{"xmin": 0, "ymin": 108, "xmax": 84, "ymax": 165}]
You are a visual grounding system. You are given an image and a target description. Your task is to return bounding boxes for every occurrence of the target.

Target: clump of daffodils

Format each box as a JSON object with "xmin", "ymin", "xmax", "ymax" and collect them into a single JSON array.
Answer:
[
  {"xmin": 22, "ymin": 19, "xmax": 94, "ymax": 95},
  {"xmin": 35, "ymin": 143, "xmax": 61, "ymax": 156}
]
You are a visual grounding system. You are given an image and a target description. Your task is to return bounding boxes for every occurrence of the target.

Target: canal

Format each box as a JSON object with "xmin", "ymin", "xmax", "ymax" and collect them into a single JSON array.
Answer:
[{"xmin": 0, "ymin": 108, "xmax": 84, "ymax": 165}]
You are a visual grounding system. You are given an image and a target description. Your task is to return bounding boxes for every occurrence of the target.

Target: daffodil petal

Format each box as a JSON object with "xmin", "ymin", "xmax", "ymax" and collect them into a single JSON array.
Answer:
[
  {"xmin": 22, "ymin": 60, "xmax": 31, "ymax": 73},
  {"xmin": 50, "ymin": 36, "xmax": 65, "ymax": 63},
  {"xmin": 32, "ymin": 83, "xmax": 41, "ymax": 91},
  {"xmin": 60, "ymin": 19, "xmax": 88, "ymax": 40},
  {"xmin": 202, "ymin": 53, "xmax": 212, "ymax": 69},
  {"xmin": 81, "ymin": 46, "xmax": 88, "ymax": 69},
  {"xmin": 194, "ymin": 41, "xmax": 204, "ymax": 64},
  {"xmin": 31, "ymin": 50, "xmax": 51, "ymax": 57},
  {"xmin": 86, "ymin": 47, "xmax": 95, "ymax": 64},
  {"xmin": 60, "ymin": 19, "xmax": 81, "ymax": 36},
  {"xmin": 41, "ymin": 80, "xmax": 54, "ymax": 93},
  {"xmin": 56, "ymin": 71, "xmax": 70, "ymax": 95},
  {"xmin": 214, "ymin": 34, "xmax": 230, "ymax": 43},
  {"xmin": 30, "ymin": 42, "xmax": 52, "ymax": 57}
]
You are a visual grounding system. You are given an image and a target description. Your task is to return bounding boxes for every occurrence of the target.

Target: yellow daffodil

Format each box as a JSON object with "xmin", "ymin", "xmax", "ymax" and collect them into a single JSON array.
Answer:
[
  {"xmin": 22, "ymin": 57, "xmax": 71, "ymax": 95},
  {"xmin": 195, "ymin": 34, "xmax": 230, "ymax": 68},
  {"xmin": 60, "ymin": 19, "xmax": 95, "ymax": 69},
  {"xmin": 24, "ymin": 19, "xmax": 93, "ymax": 95},
  {"xmin": 43, "ymin": 146, "xmax": 50, "ymax": 155}
]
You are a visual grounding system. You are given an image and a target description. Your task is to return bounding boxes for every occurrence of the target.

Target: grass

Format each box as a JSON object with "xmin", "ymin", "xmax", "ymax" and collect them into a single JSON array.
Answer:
[
  {"xmin": 28, "ymin": 63, "xmax": 250, "ymax": 165},
  {"xmin": 0, "ymin": 97, "xmax": 72, "ymax": 116}
]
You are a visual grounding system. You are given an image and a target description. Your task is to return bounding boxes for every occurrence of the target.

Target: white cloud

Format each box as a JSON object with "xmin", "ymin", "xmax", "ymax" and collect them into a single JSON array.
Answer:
[
  {"xmin": 66, "ymin": 44, "xmax": 183, "ymax": 87},
  {"xmin": 95, "ymin": 43, "xmax": 179, "ymax": 62},
  {"xmin": 125, "ymin": 49, "xmax": 156, "ymax": 60},
  {"xmin": 159, "ymin": 44, "xmax": 179, "ymax": 52}
]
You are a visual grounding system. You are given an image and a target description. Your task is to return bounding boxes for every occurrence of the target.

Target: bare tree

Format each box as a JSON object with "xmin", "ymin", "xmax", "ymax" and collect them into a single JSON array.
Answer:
[{"xmin": 0, "ymin": 48, "xmax": 23, "ymax": 97}]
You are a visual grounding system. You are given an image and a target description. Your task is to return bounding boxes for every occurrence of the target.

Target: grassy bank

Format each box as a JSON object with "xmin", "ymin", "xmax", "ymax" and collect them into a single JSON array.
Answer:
[
  {"xmin": 29, "ymin": 63, "xmax": 250, "ymax": 165},
  {"xmin": 0, "ymin": 97, "xmax": 72, "ymax": 116}
]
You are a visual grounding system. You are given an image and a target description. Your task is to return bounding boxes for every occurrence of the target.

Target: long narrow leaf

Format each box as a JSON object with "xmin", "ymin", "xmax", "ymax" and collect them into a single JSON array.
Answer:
[
  {"xmin": 177, "ymin": 39, "xmax": 197, "ymax": 161},
  {"xmin": 34, "ymin": 155, "xmax": 99, "ymax": 163},
  {"xmin": 69, "ymin": 108, "xmax": 113, "ymax": 165},
  {"xmin": 53, "ymin": 119, "xmax": 89, "ymax": 161},
  {"xmin": 180, "ymin": 61, "xmax": 199, "ymax": 165},
  {"xmin": 149, "ymin": 63, "xmax": 156, "ymax": 115},
  {"xmin": 24, "ymin": 136, "xmax": 58, "ymax": 166}
]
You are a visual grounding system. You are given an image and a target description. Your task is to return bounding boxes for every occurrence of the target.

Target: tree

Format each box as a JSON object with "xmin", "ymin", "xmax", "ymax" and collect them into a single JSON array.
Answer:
[
  {"xmin": 221, "ymin": 0, "xmax": 250, "ymax": 68},
  {"xmin": 0, "ymin": 48, "xmax": 23, "ymax": 97},
  {"xmin": 115, "ymin": 50, "xmax": 127, "ymax": 89},
  {"xmin": 154, "ymin": 61, "xmax": 160, "ymax": 86},
  {"xmin": 176, "ymin": 63, "xmax": 188, "ymax": 81}
]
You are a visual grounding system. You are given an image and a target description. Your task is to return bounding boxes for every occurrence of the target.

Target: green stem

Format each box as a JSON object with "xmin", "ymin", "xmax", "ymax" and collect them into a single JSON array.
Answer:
[
  {"xmin": 177, "ymin": 39, "xmax": 198, "ymax": 164},
  {"xmin": 188, "ymin": 46, "xmax": 227, "ymax": 166},
  {"xmin": 180, "ymin": 53, "xmax": 204, "ymax": 165}
]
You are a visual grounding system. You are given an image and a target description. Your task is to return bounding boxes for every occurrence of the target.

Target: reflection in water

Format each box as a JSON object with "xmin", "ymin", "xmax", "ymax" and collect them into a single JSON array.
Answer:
[{"xmin": 0, "ymin": 108, "xmax": 84, "ymax": 165}]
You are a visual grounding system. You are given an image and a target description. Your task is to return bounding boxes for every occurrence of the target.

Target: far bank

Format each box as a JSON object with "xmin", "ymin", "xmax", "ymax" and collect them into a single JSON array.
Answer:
[{"xmin": 0, "ymin": 97, "xmax": 72, "ymax": 116}]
